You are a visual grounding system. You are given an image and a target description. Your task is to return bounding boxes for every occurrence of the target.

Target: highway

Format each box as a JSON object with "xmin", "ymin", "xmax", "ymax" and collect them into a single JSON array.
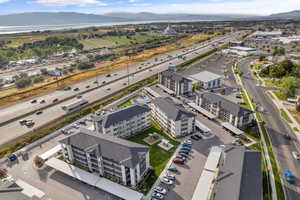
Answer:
[
  {"xmin": 0, "ymin": 31, "xmax": 246, "ymax": 146},
  {"xmin": 239, "ymin": 58, "xmax": 300, "ymax": 200}
]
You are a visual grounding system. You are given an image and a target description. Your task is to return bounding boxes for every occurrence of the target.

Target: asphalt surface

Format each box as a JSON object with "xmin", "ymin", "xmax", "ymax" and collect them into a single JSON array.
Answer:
[
  {"xmin": 238, "ymin": 58, "xmax": 300, "ymax": 200},
  {"xmin": 0, "ymin": 31, "xmax": 246, "ymax": 146}
]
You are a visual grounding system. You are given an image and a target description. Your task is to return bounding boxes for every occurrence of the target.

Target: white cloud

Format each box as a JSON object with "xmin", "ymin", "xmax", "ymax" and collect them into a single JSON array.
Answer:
[
  {"xmin": 128, "ymin": 0, "xmax": 136, "ymax": 3},
  {"xmin": 0, "ymin": 0, "xmax": 10, "ymax": 3},
  {"xmin": 36, "ymin": 0, "xmax": 107, "ymax": 6}
]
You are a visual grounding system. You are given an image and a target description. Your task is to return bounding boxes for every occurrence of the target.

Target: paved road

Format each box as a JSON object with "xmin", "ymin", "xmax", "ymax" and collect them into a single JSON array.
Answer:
[
  {"xmin": 0, "ymin": 31, "xmax": 247, "ymax": 146},
  {"xmin": 239, "ymin": 58, "xmax": 300, "ymax": 200}
]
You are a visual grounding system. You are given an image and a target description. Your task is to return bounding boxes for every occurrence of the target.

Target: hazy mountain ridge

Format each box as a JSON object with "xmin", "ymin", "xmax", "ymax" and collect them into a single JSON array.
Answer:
[{"xmin": 0, "ymin": 10, "xmax": 299, "ymax": 26}]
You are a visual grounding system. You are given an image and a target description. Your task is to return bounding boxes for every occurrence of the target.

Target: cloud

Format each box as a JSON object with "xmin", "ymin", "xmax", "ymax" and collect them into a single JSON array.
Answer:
[
  {"xmin": 128, "ymin": 0, "xmax": 136, "ymax": 3},
  {"xmin": 36, "ymin": 0, "xmax": 107, "ymax": 6},
  {"xmin": 0, "ymin": 0, "xmax": 10, "ymax": 3}
]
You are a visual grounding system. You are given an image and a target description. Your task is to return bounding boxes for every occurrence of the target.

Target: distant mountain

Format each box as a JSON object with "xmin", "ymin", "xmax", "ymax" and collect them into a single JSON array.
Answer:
[
  {"xmin": 266, "ymin": 10, "xmax": 300, "ymax": 19},
  {"xmin": 0, "ymin": 12, "xmax": 126, "ymax": 26},
  {"xmin": 0, "ymin": 11, "xmax": 300, "ymax": 27},
  {"xmin": 104, "ymin": 12, "xmax": 255, "ymax": 21}
]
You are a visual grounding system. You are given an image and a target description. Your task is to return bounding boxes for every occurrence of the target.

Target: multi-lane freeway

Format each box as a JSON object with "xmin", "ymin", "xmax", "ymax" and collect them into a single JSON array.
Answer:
[
  {"xmin": 239, "ymin": 58, "xmax": 300, "ymax": 200},
  {"xmin": 0, "ymin": 31, "xmax": 247, "ymax": 146}
]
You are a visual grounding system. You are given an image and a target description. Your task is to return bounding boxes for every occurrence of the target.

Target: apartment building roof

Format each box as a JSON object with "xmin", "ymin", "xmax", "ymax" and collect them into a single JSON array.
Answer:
[
  {"xmin": 189, "ymin": 71, "xmax": 222, "ymax": 83},
  {"xmin": 59, "ymin": 129, "xmax": 149, "ymax": 168},
  {"xmin": 160, "ymin": 70, "xmax": 192, "ymax": 83},
  {"xmin": 152, "ymin": 97, "xmax": 196, "ymax": 121},
  {"xmin": 102, "ymin": 104, "xmax": 150, "ymax": 128},
  {"xmin": 213, "ymin": 145, "xmax": 261, "ymax": 200},
  {"xmin": 196, "ymin": 91, "xmax": 253, "ymax": 117}
]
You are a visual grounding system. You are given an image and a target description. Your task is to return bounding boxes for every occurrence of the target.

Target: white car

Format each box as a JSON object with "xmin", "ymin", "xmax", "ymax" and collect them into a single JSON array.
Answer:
[
  {"xmin": 183, "ymin": 139, "xmax": 192, "ymax": 145},
  {"xmin": 154, "ymin": 186, "xmax": 167, "ymax": 195},
  {"xmin": 292, "ymin": 151, "xmax": 300, "ymax": 160},
  {"xmin": 161, "ymin": 178, "xmax": 173, "ymax": 185},
  {"xmin": 163, "ymin": 174, "xmax": 175, "ymax": 180},
  {"xmin": 152, "ymin": 192, "xmax": 164, "ymax": 200}
]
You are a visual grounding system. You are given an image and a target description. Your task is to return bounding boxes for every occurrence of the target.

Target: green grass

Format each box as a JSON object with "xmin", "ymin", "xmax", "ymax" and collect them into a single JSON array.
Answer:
[
  {"xmin": 264, "ymin": 79, "xmax": 280, "ymax": 88},
  {"xmin": 128, "ymin": 121, "xmax": 180, "ymax": 194},
  {"xmin": 280, "ymin": 109, "xmax": 293, "ymax": 123},
  {"xmin": 240, "ymin": 90, "xmax": 252, "ymax": 110},
  {"xmin": 260, "ymin": 123, "xmax": 285, "ymax": 200},
  {"xmin": 274, "ymin": 91, "xmax": 286, "ymax": 101},
  {"xmin": 294, "ymin": 127, "xmax": 299, "ymax": 132},
  {"xmin": 118, "ymin": 99, "xmax": 133, "ymax": 108}
]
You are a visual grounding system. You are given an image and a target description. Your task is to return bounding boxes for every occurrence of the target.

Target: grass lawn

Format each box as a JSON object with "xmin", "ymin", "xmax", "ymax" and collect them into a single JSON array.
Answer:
[
  {"xmin": 280, "ymin": 109, "xmax": 293, "ymax": 123},
  {"xmin": 118, "ymin": 99, "xmax": 133, "ymax": 108},
  {"xmin": 241, "ymin": 90, "xmax": 252, "ymax": 110},
  {"xmin": 274, "ymin": 91, "xmax": 285, "ymax": 101},
  {"xmin": 128, "ymin": 121, "xmax": 180, "ymax": 194}
]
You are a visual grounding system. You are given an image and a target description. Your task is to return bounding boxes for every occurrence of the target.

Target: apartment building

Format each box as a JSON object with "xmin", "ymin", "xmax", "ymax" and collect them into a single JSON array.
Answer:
[
  {"xmin": 195, "ymin": 91, "xmax": 253, "ymax": 128},
  {"xmin": 188, "ymin": 71, "xmax": 222, "ymax": 90},
  {"xmin": 96, "ymin": 105, "xmax": 151, "ymax": 138},
  {"xmin": 59, "ymin": 129, "xmax": 150, "ymax": 188},
  {"xmin": 150, "ymin": 97, "xmax": 196, "ymax": 138},
  {"xmin": 158, "ymin": 70, "xmax": 193, "ymax": 96}
]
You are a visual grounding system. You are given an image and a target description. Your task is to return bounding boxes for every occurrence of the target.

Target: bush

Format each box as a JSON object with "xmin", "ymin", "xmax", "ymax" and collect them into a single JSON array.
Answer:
[
  {"xmin": 34, "ymin": 156, "xmax": 44, "ymax": 168},
  {"xmin": 15, "ymin": 77, "xmax": 32, "ymax": 88}
]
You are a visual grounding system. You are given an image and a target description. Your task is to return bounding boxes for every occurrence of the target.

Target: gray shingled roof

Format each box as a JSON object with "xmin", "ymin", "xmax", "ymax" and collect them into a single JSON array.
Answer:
[
  {"xmin": 189, "ymin": 71, "xmax": 222, "ymax": 83},
  {"xmin": 59, "ymin": 129, "xmax": 149, "ymax": 168},
  {"xmin": 102, "ymin": 104, "xmax": 150, "ymax": 128},
  {"xmin": 196, "ymin": 91, "xmax": 253, "ymax": 117},
  {"xmin": 160, "ymin": 70, "xmax": 192, "ymax": 83},
  {"xmin": 152, "ymin": 97, "xmax": 196, "ymax": 121},
  {"xmin": 214, "ymin": 145, "xmax": 262, "ymax": 200}
]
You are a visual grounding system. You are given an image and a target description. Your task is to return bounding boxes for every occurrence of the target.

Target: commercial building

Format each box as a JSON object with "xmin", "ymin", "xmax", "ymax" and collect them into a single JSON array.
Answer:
[
  {"xmin": 96, "ymin": 105, "xmax": 151, "ymax": 138},
  {"xmin": 192, "ymin": 145, "xmax": 262, "ymax": 200},
  {"xmin": 188, "ymin": 71, "xmax": 222, "ymax": 90},
  {"xmin": 158, "ymin": 70, "xmax": 193, "ymax": 96},
  {"xmin": 59, "ymin": 128, "xmax": 150, "ymax": 188},
  {"xmin": 150, "ymin": 97, "xmax": 196, "ymax": 137},
  {"xmin": 195, "ymin": 91, "xmax": 253, "ymax": 128},
  {"xmin": 223, "ymin": 46, "xmax": 259, "ymax": 56},
  {"xmin": 252, "ymin": 30, "xmax": 282, "ymax": 38}
]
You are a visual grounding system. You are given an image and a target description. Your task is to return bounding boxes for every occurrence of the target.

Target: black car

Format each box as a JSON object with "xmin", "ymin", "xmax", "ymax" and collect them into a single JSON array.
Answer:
[
  {"xmin": 40, "ymin": 99, "xmax": 46, "ymax": 104},
  {"xmin": 86, "ymin": 85, "xmax": 90, "ymax": 88},
  {"xmin": 30, "ymin": 99, "xmax": 37, "ymax": 103},
  {"xmin": 52, "ymin": 98, "xmax": 59, "ymax": 103},
  {"xmin": 106, "ymin": 74, "xmax": 111, "ymax": 77},
  {"xmin": 191, "ymin": 135, "xmax": 199, "ymax": 140},
  {"xmin": 93, "ymin": 80, "xmax": 98, "ymax": 84},
  {"xmin": 179, "ymin": 150, "xmax": 189, "ymax": 154},
  {"xmin": 73, "ymin": 88, "xmax": 79, "ymax": 91},
  {"xmin": 284, "ymin": 134, "xmax": 291, "ymax": 140},
  {"xmin": 102, "ymin": 81, "xmax": 106, "ymax": 84},
  {"xmin": 36, "ymin": 110, "xmax": 43, "ymax": 115},
  {"xmin": 194, "ymin": 134, "xmax": 202, "ymax": 140},
  {"xmin": 178, "ymin": 152, "xmax": 189, "ymax": 158}
]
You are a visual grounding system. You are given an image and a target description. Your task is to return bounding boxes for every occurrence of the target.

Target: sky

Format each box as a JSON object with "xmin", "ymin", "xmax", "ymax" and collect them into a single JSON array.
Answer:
[{"xmin": 0, "ymin": 0, "xmax": 299, "ymax": 15}]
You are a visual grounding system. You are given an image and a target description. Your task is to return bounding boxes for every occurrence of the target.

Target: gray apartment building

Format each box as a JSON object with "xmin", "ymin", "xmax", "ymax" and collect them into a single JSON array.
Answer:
[
  {"xmin": 158, "ymin": 70, "xmax": 193, "ymax": 96},
  {"xmin": 59, "ymin": 129, "xmax": 150, "ymax": 188},
  {"xmin": 95, "ymin": 105, "xmax": 151, "ymax": 138},
  {"xmin": 195, "ymin": 91, "xmax": 253, "ymax": 128},
  {"xmin": 150, "ymin": 97, "xmax": 196, "ymax": 138}
]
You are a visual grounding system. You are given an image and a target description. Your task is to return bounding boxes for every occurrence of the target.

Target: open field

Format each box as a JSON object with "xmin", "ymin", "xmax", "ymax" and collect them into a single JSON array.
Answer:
[{"xmin": 0, "ymin": 33, "xmax": 216, "ymax": 107}]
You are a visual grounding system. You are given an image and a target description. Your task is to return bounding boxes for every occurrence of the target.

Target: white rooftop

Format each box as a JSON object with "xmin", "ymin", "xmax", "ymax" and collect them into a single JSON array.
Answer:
[
  {"xmin": 230, "ymin": 46, "xmax": 256, "ymax": 51},
  {"xmin": 221, "ymin": 122, "xmax": 244, "ymax": 135},
  {"xmin": 189, "ymin": 71, "xmax": 222, "ymax": 83},
  {"xmin": 191, "ymin": 146, "xmax": 223, "ymax": 200},
  {"xmin": 45, "ymin": 158, "xmax": 144, "ymax": 200},
  {"xmin": 39, "ymin": 145, "xmax": 61, "ymax": 161}
]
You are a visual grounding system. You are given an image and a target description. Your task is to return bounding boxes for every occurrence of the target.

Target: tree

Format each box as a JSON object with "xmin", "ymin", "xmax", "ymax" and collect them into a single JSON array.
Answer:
[
  {"xmin": 192, "ymin": 82, "xmax": 201, "ymax": 91},
  {"xmin": 296, "ymin": 104, "xmax": 300, "ymax": 113},
  {"xmin": 279, "ymin": 77, "xmax": 300, "ymax": 99},
  {"xmin": 259, "ymin": 54, "xmax": 266, "ymax": 61},
  {"xmin": 34, "ymin": 156, "xmax": 44, "ymax": 168},
  {"xmin": 15, "ymin": 78, "xmax": 32, "ymax": 88}
]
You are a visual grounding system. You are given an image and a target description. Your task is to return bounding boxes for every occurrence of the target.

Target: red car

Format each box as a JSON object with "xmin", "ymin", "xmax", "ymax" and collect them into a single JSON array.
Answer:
[{"xmin": 173, "ymin": 158, "xmax": 184, "ymax": 164}]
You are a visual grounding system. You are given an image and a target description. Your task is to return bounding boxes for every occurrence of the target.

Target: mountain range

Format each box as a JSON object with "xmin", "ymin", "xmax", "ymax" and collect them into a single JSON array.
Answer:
[{"xmin": 0, "ymin": 10, "xmax": 299, "ymax": 26}]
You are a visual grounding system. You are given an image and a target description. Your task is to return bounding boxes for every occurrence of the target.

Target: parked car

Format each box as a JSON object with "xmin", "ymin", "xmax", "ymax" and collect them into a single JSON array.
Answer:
[
  {"xmin": 25, "ymin": 120, "xmax": 34, "ymax": 127},
  {"xmin": 176, "ymin": 155, "xmax": 187, "ymax": 161},
  {"xmin": 52, "ymin": 98, "xmax": 59, "ymax": 103},
  {"xmin": 292, "ymin": 151, "xmax": 300, "ymax": 160},
  {"xmin": 179, "ymin": 150, "xmax": 189, "ymax": 154},
  {"xmin": 95, "ymin": 110, "xmax": 102, "ymax": 116},
  {"xmin": 191, "ymin": 135, "xmax": 199, "ymax": 141},
  {"xmin": 161, "ymin": 178, "xmax": 173, "ymax": 185},
  {"xmin": 30, "ymin": 99, "xmax": 37, "ymax": 103},
  {"xmin": 183, "ymin": 139, "xmax": 192, "ymax": 145},
  {"xmin": 9, "ymin": 154, "xmax": 17, "ymax": 162},
  {"xmin": 180, "ymin": 146, "xmax": 191, "ymax": 151},
  {"xmin": 167, "ymin": 167, "xmax": 178, "ymax": 172},
  {"xmin": 178, "ymin": 152, "xmax": 189, "ymax": 158},
  {"xmin": 284, "ymin": 169, "xmax": 295, "ymax": 183},
  {"xmin": 152, "ymin": 192, "xmax": 164, "ymax": 200},
  {"xmin": 193, "ymin": 134, "xmax": 202, "ymax": 140},
  {"xmin": 173, "ymin": 158, "xmax": 184, "ymax": 164},
  {"xmin": 163, "ymin": 174, "xmax": 175, "ymax": 180},
  {"xmin": 154, "ymin": 187, "xmax": 167, "ymax": 195}
]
